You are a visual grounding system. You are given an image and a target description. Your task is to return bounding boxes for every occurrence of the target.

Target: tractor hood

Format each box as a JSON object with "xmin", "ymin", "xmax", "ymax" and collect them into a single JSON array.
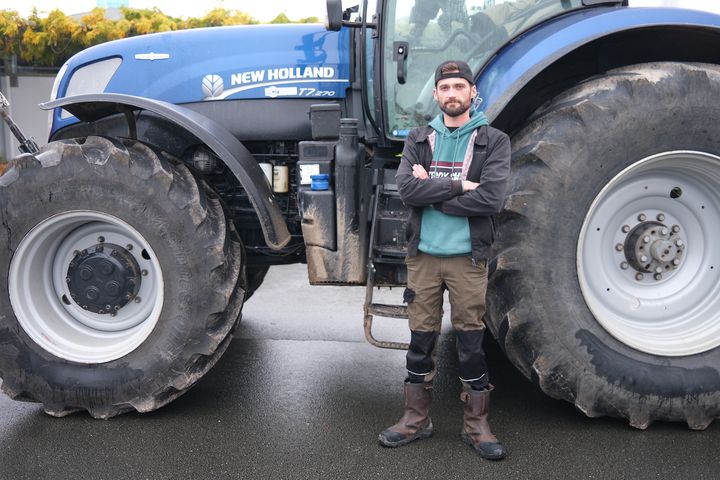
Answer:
[{"xmin": 50, "ymin": 24, "xmax": 351, "ymax": 130}]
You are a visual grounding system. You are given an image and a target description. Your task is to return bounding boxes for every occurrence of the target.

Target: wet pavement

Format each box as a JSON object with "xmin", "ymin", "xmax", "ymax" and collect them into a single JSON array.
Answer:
[{"xmin": 1, "ymin": 264, "xmax": 720, "ymax": 479}]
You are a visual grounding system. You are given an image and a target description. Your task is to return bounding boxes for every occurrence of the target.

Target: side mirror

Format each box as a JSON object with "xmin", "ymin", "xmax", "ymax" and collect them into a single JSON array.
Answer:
[{"xmin": 326, "ymin": 0, "xmax": 343, "ymax": 31}]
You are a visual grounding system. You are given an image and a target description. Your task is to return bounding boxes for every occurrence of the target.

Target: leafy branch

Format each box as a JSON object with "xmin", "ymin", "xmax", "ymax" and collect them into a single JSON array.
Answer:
[{"xmin": 0, "ymin": 7, "xmax": 319, "ymax": 68}]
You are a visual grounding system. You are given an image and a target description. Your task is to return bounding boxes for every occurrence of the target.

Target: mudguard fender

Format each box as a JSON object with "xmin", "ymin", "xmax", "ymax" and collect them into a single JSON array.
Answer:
[{"xmin": 41, "ymin": 93, "xmax": 291, "ymax": 250}]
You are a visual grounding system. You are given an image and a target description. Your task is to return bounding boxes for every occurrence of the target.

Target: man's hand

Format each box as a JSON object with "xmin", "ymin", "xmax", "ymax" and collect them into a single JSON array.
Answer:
[
  {"xmin": 462, "ymin": 180, "xmax": 479, "ymax": 192},
  {"xmin": 411, "ymin": 164, "xmax": 477, "ymax": 191},
  {"xmin": 412, "ymin": 164, "xmax": 429, "ymax": 180}
]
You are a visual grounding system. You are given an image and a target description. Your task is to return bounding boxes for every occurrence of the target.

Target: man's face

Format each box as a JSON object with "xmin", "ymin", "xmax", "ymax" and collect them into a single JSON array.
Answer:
[{"xmin": 433, "ymin": 77, "xmax": 477, "ymax": 117}]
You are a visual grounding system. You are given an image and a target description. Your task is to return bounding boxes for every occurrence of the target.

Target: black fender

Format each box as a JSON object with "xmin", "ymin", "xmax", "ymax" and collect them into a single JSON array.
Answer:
[{"xmin": 41, "ymin": 93, "xmax": 291, "ymax": 250}]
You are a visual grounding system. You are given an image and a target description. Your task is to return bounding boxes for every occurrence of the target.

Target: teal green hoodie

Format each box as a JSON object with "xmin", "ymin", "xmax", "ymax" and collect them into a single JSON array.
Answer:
[{"xmin": 418, "ymin": 112, "xmax": 489, "ymax": 256}]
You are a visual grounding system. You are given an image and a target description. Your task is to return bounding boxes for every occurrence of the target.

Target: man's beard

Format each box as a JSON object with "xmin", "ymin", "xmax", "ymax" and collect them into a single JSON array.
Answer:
[{"xmin": 439, "ymin": 97, "xmax": 471, "ymax": 117}]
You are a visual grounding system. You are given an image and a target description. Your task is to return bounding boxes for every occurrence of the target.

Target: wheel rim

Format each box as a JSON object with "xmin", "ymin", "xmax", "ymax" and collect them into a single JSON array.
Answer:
[
  {"xmin": 9, "ymin": 211, "xmax": 164, "ymax": 363},
  {"xmin": 577, "ymin": 151, "xmax": 720, "ymax": 356}
]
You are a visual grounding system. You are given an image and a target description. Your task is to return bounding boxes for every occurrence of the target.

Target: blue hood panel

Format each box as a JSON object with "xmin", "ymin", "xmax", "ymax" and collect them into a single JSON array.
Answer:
[{"xmin": 57, "ymin": 24, "xmax": 350, "ymax": 104}]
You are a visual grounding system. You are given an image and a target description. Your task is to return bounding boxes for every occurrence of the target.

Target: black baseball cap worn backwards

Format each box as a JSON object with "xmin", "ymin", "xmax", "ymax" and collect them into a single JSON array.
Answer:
[{"xmin": 435, "ymin": 60, "xmax": 474, "ymax": 86}]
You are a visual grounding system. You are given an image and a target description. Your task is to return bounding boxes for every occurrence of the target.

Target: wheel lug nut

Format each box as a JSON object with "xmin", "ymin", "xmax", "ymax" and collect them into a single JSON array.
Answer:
[
  {"xmin": 97, "ymin": 236, "xmax": 105, "ymax": 243},
  {"xmin": 638, "ymin": 213, "xmax": 647, "ymax": 222},
  {"xmin": 620, "ymin": 262, "xmax": 629, "ymax": 270},
  {"xmin": 676, "ymin": 239, "xmax": 684, "ymax": 247},
  {"xmin": 622, "ymin": 225, "xmax": 631, "ymax": 233},
  {"xmin": 657, "ymin": 213, "xmax": 665, "ymax": 221},
  {"xmin": 672, "ymin": 225, "xmax": 680, "ymax": 233},
  {"xmin": 640, "ymin": 255, "xmax": 648, "ymax": 262},
  {"xmin": 660, "ymin": 227, "xmax": 668, "ymax": 236},
  {"xmin": 654, "ymin": 273, "xmax": 663, "ymax": 281},
  {"xmin": 643, "ymin": 236, "xmax": 651, "ymax": 244},
  {"xmin": 635, "ymin": 273, "xmax": 644, "ymax": 281},
  {"xmin": 672, "ymin": 258, "xmax": 681, "ymax": 266},
  {"xmin": 615, "ymin": 243, "xmax": 624, "ymax": 251},
  {"xmin": 655, "ymin": 266, "xmax": 663, "ymax": 274}
]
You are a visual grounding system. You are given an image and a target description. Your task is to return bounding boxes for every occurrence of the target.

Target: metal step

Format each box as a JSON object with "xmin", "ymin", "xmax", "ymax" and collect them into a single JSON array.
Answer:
[
  {"xmin": 363, "ymin": 168, "xmax": 410, "ymax": 350},
  {"xmin": 366, "ymin": 302, "xmax": 408, "ymax": 319}
]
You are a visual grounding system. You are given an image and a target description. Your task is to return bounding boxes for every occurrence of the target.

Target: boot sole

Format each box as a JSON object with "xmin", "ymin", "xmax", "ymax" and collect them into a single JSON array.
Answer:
[
  {"xmin": 378, "ymin": 427, "xmax": 433, "ymax": 448},
  {"xmin": 461, "ymin": 433, "xmax": 507, "ymax": 460}
]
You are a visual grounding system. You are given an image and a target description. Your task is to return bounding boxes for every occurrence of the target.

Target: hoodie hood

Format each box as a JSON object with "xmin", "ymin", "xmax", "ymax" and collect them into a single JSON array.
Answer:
[{"xmin": 429, "ymin": 110, "xmax": 489, "ymax": 136}]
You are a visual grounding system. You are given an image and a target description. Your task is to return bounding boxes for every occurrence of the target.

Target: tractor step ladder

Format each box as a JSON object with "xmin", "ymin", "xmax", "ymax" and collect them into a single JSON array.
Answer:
[{"xmin": 363, "ymin": 168, "xmax": 411, "ymax": 350}]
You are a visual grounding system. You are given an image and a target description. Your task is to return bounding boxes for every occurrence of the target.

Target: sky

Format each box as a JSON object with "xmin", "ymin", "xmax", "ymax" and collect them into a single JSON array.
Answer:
[
  {"xmin": 632, "ymin": 0, "xmax": 720, "ymax": 13},
  {"xmin": 1, "ymin": 0, "xmax": 719, "ymax": 20}
]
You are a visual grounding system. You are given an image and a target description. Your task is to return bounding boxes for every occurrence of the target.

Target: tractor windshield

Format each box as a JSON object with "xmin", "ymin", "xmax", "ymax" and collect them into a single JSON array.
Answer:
[{"xmin": 382, "ymin": 0, "xmax": 583, "ymax": 139}]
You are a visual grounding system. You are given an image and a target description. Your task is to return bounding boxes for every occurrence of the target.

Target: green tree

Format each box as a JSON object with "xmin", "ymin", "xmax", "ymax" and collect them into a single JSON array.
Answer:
[
  {"xmin": 21, "ymin": 9, "xmax": 82, "ymax": 66},
  {"xmin": 79, "ymin": 8, "xmax": 127, "ymax": 46},
  {"xmin": 121, "ymin": 7, "xmax": 180, "ymax": 36},
  {"xmin": 269, "ymin": 12, "xmax": 291, "ymax": 24},
  {"xmin": 184, "ymin": 8, "xmax": 257, "ymax": 28},
  {"xmin": 0, "ymin": 7, "xmax": 319, "ymax": 68},
  {"xmin": 0, "ymin": 10, "xmax": 24, "ymax": 58}
]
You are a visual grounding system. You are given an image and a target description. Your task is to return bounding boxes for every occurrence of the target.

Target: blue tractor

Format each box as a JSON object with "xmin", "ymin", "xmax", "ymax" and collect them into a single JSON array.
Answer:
[{"xmin": 2, "ymin": 0, "xmax": 720, "ymax": 428}]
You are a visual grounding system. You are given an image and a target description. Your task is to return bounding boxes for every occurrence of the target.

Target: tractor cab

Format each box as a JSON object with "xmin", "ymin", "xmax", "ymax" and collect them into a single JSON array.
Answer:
[{"xmin": 328, "ymin": 0, "xmax": 614, "ymax": 145}]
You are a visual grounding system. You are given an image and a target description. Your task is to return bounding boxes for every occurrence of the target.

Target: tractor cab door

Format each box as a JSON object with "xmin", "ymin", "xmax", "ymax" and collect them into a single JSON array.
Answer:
[{"xmin": 380, "ymin": 0, "xmax": 583, "ymax": 140}]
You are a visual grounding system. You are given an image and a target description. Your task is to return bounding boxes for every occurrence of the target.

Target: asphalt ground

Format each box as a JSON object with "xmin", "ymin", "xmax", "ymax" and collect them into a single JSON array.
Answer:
[{"xmin": 1, "ymin": 264, "xmax": 719, "ymax": 479}]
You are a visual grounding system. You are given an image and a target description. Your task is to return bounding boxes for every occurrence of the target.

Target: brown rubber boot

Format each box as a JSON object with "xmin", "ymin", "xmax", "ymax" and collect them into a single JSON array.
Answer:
[
  {"xmin": 378, "ymin": 382, "xmax": 433, "ymax": 447},
  {"xmin": 460, "ymin": 384, "xmax": 507, "ymax": 460}
]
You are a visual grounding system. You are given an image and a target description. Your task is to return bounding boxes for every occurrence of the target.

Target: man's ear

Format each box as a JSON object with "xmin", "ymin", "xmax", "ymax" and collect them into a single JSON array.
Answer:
[
  {"xmin": 471, "ymin": 85, "xmax": 478, "ymax": 98},
  {"xmin": 432, "ymin": 88, "xmax": 438, "ymax": 102}
]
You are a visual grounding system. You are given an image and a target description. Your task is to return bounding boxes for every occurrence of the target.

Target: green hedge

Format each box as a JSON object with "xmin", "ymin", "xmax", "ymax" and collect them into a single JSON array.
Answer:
[{"xmin": 0, "ymin": 7, "xmax": 319, "ymax": 68}]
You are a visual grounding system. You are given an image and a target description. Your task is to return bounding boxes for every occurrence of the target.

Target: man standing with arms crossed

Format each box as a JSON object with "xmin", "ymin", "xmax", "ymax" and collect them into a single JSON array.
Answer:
[{"xmin": 379, "ymin": 60, "xmax": 511, "ymax": 460}]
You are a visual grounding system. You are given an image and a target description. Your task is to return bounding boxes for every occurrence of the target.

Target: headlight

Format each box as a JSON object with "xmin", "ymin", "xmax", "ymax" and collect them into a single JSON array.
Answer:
[{"xmin": 59, "ymin": 57, "xmax": 123, "ymax": 119}]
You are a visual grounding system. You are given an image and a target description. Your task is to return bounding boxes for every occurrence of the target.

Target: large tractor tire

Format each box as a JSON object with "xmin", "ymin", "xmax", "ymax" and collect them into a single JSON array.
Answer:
[
  {"xmin": 486, "ymin": 62, "xmax": 720, "ymax": 429},
  {"xmin": 0, "ymin": 136, "xmax": 245, "ymax": 418}
]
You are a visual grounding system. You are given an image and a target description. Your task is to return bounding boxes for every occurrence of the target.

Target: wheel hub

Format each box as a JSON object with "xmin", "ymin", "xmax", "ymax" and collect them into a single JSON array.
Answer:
[
  {"xmin": 621, "ymin": 217, "xmax": 685, "ymax": 280},
  {"xmin": 577, "ymin": 150, "xmax": 720, "ymax": 356},
  {"xmin": 66, "ymin": 243, "xmax": 141, "ymax": 314},
  {"xmin": 9, "ymin": 211, "xmax": 164, "ymax": 363}
]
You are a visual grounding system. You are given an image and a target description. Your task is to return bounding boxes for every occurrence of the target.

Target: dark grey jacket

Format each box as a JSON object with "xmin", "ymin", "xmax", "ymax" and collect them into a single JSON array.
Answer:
[{"xmin": 395, "ymin": 124, "xmax": 511, "ymax": 263}]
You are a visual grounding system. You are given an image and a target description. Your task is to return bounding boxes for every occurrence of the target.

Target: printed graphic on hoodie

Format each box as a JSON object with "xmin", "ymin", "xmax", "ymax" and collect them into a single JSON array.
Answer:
[{"xmin": 429, "ymin": 159, "xmax": 464, "ymax": 180}]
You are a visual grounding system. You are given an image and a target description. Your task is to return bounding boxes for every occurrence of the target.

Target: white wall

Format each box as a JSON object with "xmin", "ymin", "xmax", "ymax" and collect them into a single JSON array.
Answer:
[{"xmin": 0, "ymin": 75, "xmax": 55, "ymax": 161}]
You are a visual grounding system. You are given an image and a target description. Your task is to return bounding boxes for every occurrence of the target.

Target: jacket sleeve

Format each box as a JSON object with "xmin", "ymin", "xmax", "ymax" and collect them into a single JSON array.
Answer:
[
  {"xmin": 436, "ymin": 130, "xmax": 511, "ymax": 217},
  {"xmin": 395, "ymin": 132, "xmax": 463, "ymax": 207}
]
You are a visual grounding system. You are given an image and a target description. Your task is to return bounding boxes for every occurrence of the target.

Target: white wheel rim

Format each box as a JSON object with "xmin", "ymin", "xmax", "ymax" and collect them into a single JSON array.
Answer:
[
  {"xmin": 9, "ymin": 211, "xmax": 164, "ymax": 363},
  {"xmin": 577, "ymin": 151, "xmax": 720, "ymax": 356}
]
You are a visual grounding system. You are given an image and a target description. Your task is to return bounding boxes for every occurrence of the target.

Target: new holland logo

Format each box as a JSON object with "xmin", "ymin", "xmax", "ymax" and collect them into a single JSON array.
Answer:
[{"xmin": 202, "ymin": 75, "xmax": 224, "ymax": 98}]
